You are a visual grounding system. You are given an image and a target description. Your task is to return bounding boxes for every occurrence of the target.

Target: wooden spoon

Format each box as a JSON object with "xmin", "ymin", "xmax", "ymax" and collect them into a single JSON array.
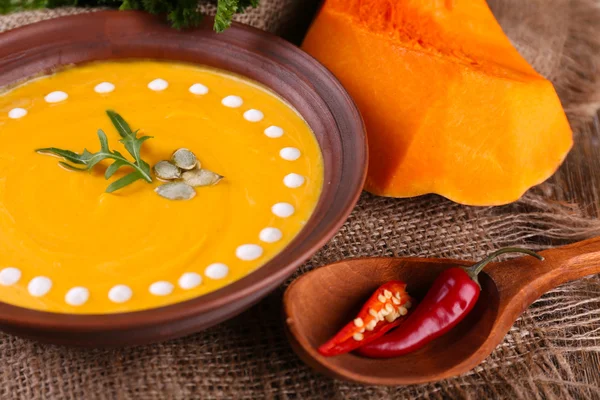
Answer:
[{"xmin": 283, "ymin": 237, "xmax": 600, "ymax": 385}]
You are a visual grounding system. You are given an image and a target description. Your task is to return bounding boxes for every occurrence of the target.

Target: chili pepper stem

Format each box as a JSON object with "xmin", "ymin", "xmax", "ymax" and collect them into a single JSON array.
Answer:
[{"xmin": 463, "ymin": 247, "xmax": 544, "ymax": 287}]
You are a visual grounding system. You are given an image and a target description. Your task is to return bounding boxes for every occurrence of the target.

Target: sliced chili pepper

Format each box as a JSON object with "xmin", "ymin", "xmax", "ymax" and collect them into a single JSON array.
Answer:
[
  {"xmin": 318, "ymin": 281, "xmax": 414, "ymax": 357},
  {"xmin": 357, "ymin": 248, "xmax": 543, "ymax": 359}
]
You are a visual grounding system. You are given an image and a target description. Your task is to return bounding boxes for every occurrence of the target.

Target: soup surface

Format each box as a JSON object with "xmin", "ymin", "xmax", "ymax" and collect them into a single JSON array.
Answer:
[{"xmin": 0, "ymin": 61, "xmax": 323, "ymax": 314}]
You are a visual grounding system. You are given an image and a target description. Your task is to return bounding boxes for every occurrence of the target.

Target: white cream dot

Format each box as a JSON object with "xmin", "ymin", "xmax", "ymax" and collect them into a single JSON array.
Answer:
[
  {"xmin": 0, "ymin": 267, "xmax": 21, "ymax": 286},
  {"xmin": 189, "ymin": 83, "xmax": 209, "ymax": 95},
  {"xmin": 44, "ymin": 91, "xmax": 68, "ymax": 103},
  {"xmin": 28, "ymin": 276, "xmax": 52, "ymax": 297},
  {"xmin": 179, "ymin": 272, "xmax": 202, "ymax": 289},
  {"xmin": 94, "ymin": 82, "xmax": 115, "ymax": 94},
  {"xmin": 205, "ymin": 263, "xmax": 229, "ymax": 280},
  {"xmin": 283, "ymin": 173, "xmax": 305, "ymax": 188},
  {"xmin": 8, "ymin": 108, "xmax": 27, "ymax": 119},
  {"xmin": 280, "ymin": 147, "xmax": 301, "ymax": 161},
  {"xmin": 260, "ymin": 227, "xmax": 283, "ymax": 243},
  {"xmin": 243, "ymin": 109, "xmax": 264, "ymax": 122},
  {"xmin": 148, "ymin": 78, "xmax": 169, "ymax": 91},
  {"xmin": 65, "ymin": 287, "xmax": 89, "ymax": 306},
  {"xmin": 149, "ymin": 281, "xmax": 174, "ymax": 296},
  {"xmin": 272, "ymin": 202, "xmax": 295, "ymax": 218},
  {"xmin": 264, "ymin": 125, "xmax": 284, "ymax": 138},
  {"xmin": 222, "ymin": 95, "xmax": 243, "ymax": 108},
  {"xmin": 236, "ymin": 244, "xmax": 264, "ymax": 261},
  {"xmin": 108, "ymin": 285, "xmax": 133, "ymax": 303}
]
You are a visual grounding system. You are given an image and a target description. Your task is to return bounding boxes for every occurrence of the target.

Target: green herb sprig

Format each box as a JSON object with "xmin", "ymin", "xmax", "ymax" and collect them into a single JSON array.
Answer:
[
  {"xmin": 214, "ymin": 0, "xmax": 259, "ymax": 32},
  {"xmin": 0, "ymin": 0, "xmax": 260, "ymax": 32},
  {"xmin": 36, "ymin": 110, "xmax": 153, "ymax": 193}
]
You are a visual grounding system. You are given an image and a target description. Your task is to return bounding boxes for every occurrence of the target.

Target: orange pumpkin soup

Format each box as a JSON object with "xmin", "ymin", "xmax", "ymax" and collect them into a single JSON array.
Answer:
[{"xmin": 0, "ymin": 61, "xmax": 323, "ymax": 314}]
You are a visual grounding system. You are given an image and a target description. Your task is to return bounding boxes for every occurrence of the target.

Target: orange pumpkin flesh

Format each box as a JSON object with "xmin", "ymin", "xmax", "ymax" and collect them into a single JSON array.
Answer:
[{"xmin": 302, "ymin": 0, "xmax": 573, "ymax": 206}]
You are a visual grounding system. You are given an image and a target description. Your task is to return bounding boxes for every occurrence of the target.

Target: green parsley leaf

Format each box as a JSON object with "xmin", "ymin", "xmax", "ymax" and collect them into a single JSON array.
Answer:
[
  {"xmin": 1, "ymin": 0, "xmax": 260, "ymax": 31},
  {"xmin": 214, "ymin": 0, "xmax": 238, "ymax": 33}
]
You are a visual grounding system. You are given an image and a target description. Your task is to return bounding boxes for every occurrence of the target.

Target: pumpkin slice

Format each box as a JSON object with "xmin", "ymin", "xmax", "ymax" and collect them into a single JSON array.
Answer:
[{"xmin": 303, "ymin": 0, "xmax": 573, "ymax": 206}]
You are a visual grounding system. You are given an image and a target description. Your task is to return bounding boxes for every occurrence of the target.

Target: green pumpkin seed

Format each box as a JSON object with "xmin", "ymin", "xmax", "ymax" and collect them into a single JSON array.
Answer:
[
  {"xmin": 171, "ymin": 148, "xmax": 198, "ymax": 170},
  {"xmin": 153, "ymin": 160, "xmax": 181, "ymax": 181},
  {"xmin": 182, "ymin": 169, "xmax": 224, "ymax": 187},
  {"xmin": 155, "ymin": 182, "xmax": 196, "ymax": 200}
]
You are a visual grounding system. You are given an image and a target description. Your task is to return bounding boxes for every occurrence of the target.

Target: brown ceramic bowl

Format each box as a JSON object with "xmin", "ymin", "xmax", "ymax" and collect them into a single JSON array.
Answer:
[{"xmin": 0, "ymin": 11, "xmax": 367, "ymax": 346}]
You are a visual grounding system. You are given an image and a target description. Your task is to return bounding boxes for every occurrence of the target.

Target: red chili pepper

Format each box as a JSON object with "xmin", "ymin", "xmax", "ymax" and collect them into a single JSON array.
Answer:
[
  {"xmin": 357, "ymin": 248, "xmax": 543, "ymax": 359},
  {"xmin": 318, "ymin": 281, "xmax": 414, "ymax": 357}
]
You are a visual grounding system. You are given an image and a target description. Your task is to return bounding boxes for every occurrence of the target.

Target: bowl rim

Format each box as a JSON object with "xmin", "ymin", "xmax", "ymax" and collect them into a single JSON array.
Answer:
[{"xmin": 0, "ymin": 11, "xmax": 367, "ymax": 341}]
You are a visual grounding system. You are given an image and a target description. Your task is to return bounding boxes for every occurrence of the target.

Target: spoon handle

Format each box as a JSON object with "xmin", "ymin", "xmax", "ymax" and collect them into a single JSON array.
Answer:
[{"xmin": 486, "ymin": 237, "xmax": 600, "ymax": 304}]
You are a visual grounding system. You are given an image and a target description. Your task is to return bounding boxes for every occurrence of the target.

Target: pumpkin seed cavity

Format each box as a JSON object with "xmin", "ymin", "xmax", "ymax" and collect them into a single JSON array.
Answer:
[
  {"xmin": 155, "ymin": 182, "xmax": 196, "ymax": 200},
  {"xmin": 153, "ymin": 148, "xmax": 223, "ymax": 200}
]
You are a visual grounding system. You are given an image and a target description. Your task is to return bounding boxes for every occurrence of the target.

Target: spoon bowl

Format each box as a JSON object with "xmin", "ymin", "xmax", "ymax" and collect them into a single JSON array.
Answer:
[{"xmin": 284, "ymin": 238, "xmax": 600, "ymax": 385}]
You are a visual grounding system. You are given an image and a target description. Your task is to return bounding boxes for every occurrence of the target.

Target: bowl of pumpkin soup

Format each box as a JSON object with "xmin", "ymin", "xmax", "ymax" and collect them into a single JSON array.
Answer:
[{"xmin": 0, "ymin": 11, "xmax": 366, "ymax": 346}]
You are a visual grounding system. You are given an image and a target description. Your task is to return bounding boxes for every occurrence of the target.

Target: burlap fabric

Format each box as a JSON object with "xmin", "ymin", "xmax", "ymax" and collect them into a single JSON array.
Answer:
[{"xmin": 1, "ymin": 1, "xmax": 600, "ymax": 398}]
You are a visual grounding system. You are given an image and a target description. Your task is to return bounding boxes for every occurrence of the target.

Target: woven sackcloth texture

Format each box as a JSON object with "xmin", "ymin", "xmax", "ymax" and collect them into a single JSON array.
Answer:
[{"xmin": 1, "ymin": 0, "xmax": 600, "ymax": 398}]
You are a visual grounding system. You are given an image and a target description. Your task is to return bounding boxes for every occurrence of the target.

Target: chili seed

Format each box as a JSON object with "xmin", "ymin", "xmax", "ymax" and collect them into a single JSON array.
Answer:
[
  {"xmin": 353, "ymin": 318, "xmax": 364, "ymax": 328},
  {"xmin": 392, "ymin": 297, "xmax": 400, "ymax": 305},
  {"xmin": 385, "ymin": 312, "xmax": 398, "ymax": 323},
  {"xmin": 405, "ymin": 301, "xmax": 412, "ymax": 309},
  {"xmin": 368, "ymin": 308, "xmax": 378, "ymax": 318},
  {"xmin": 353, "ymin": 333, "xmax": 364, "ymax": 341},
  {"xmin": 366, "ymin": 320, "xmax": 377, "ymax": 331},
  {"xmin": 377, "ymin": 294, "xmax": 386, "ymax": 303},
  {"xmin": 384, "ymin": 290, "xmax": 392, "ymax": 299},
  {"xmin": 399, "ymin": 306, "xmax": 408, "ymax": 316}
]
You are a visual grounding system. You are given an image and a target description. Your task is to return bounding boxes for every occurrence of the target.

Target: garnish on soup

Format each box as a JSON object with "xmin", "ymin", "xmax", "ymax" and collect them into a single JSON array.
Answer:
[
  {"xmin": 36, "ymin": 113, "xmax": 224, "ymax": 199},
  {"xmin": 153, "ymin": 148, "xmax": 224, "ymax": 200},
  {"xmin": 36, "ymin": 110, "xmax": 153, "ymax": 193}
]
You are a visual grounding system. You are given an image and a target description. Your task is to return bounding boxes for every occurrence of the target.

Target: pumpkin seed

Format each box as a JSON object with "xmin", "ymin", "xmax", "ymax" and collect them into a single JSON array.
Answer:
[
  {"xmin": 182, "ymin": 169, "xmax": 224, "ymax": 187},
  {"xmin": 153, "ymin": 160, "xmax": 181, "ymax": 181},
  {"xmin": 171, "ymin": 148, "xmax": 198, "ymax": 170},
  {"xmin": 155, "ymin": 182, "xmax": 196, "ymax": 200}
]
